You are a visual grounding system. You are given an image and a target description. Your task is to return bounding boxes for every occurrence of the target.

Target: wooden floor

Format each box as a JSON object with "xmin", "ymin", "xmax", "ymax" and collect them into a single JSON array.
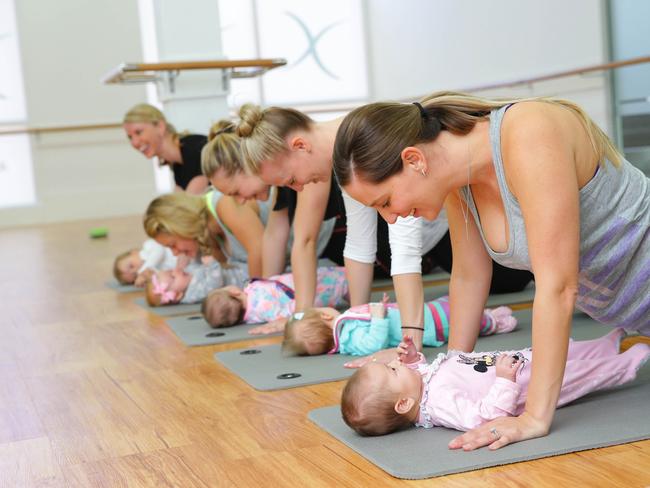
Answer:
[{"xmin": 1, "ymin": 215, "xmax": 649, "ymax": 488}]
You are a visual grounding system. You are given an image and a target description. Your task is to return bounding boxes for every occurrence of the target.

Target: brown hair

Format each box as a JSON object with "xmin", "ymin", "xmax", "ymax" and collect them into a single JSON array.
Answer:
[
  {"xmin": 341, "ymin": 366, "xmax": 412, "ymax": 436},
  {"xmin": 333, "ymin": 91, "xmax": 622, "ymax": 186},
  {"xmin": 143, "ymin": 192, "xmax": 217, "ymax": 256},
  {"xmin": 201, "ymin": 120, "xmax": 245, "ymax": 179},
  {"xmin": 113, "ymin": 249, "xmax": 136, "ymax": 284},
  {"xmin": 201, "ymin": 289, "xmax": 244, "ymax": 328},
  {"xmin": 235, "ymin": 103, "xmax": 313, "ymax": 174},
  {"xmin": 282, "ymin": 309, "xmax": 335, "ymax": 356}
]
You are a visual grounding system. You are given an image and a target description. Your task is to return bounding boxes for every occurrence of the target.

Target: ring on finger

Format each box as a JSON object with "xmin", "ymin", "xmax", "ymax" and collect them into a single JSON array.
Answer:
[{"xmin": 490, "ymin": 427, "xmax": 501, "ymax": 440}]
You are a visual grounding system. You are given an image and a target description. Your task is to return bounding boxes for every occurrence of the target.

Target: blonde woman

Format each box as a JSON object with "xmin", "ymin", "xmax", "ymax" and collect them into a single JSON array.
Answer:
[
  {"xmin": 230, "ymin": 104, "xmax": 531, "ymax": 350},
  {"xmin": 143, "ymin": 190, "xmax": 269, "ymax": 278},
  {"xmin": 332, "ymin": 91, "xmax": 650, "ymax": 451},
  {"xmin": 123, "ymin": 103, "xmax": 209, "ymax": 194}
]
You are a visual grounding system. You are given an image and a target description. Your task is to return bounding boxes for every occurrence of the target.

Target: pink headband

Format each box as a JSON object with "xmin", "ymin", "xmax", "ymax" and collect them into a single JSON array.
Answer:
[{"xmin": 152, "ymin": 274, "xmax": 176, "ymax": 304}]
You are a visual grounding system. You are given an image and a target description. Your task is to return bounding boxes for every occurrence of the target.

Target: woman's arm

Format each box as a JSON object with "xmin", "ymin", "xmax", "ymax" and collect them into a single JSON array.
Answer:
[
  {"xmin": 341, "ymin": 191, "xmax": 378, "ymax": 305},
  {"xmin": 389, "ymin": 216, "xmax": 427, "ymax": 351},
  {"xmin": 291, "ymin": 180, "xmax": 330, "ymax": 311},
  {"xmin": 445, "ymin": 192, "xmax": 493, "ymax": 353},
  {"xmin": 184, "ymin": 175, "xmax": 210, "ymax": 195},
  {"xmin": 450, "ymin": 102, "xmax": 580, "ymax": 451},
  {"xmin": 216, "ymin": 196, "xmax": 266, "ymax": 277},
  {"xmin": 263, "ymin": 206, "xmax": 291, "ymax": 278}
]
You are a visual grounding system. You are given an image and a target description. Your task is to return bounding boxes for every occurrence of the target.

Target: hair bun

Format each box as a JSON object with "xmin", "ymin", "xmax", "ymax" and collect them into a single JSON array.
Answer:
[
  {"xmin": 236, "ymin": 103, "xmax": 264, "ymax": 138},
  {"xmin": 208, "ymin": 120, "xmax": 235, "ymax": 141}
]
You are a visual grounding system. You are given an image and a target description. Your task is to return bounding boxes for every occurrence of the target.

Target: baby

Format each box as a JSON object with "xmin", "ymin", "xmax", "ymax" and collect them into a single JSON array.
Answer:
[
  {"xmin": 202, "ymin": 266, "xmax": 349, "ymax": 328},
  {"xmin": 146, "ymin": 260, "xmax": 248, "ymax": 306},
  {"xmin": 113, "ymin": 238, "xmax": 177, "ymax": 286},
  {"xmin": 341, "ymin": 330, "xmax": 650, "ymax": 436},
  {"xmin": 282, "ymin": 295, "xmax": 517, "ymax": 356}
]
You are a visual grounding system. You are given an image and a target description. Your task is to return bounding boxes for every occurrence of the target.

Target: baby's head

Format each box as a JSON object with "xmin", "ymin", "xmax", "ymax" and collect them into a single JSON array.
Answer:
[
  {"xmin": 113, "ymin": 249, "xmax": 142, "ymax": 284},
  {"xmin": 282, "ymin": 308, "xmax": 338, "ymax": 356},
  {"xmin": 145, "ymin": 269, "xmax": 192, "ymax": 306},
  {"xmin": 201, "ymin": 287, "xmax": 245, "ymax": 328},
  {"xmin": 341, "ymin": 361, "xmax": 422, "ymax": 436}
]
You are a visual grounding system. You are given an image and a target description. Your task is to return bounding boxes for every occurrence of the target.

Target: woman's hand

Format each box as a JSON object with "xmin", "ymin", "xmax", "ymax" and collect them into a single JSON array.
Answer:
[
  {"xmin": 448, "ymin": 412, "xmax": 550, "ymax": 451},
  {"xmin": 248, "ymin": 318, "xmax": 288, "ymax": 335},
  {"xmin": 495, "ymin": 354, "xmax": 523, "ymax": 382},
  {"xmin": 343, "ymin": 347, "xmax": 398, "ymax": 368}
]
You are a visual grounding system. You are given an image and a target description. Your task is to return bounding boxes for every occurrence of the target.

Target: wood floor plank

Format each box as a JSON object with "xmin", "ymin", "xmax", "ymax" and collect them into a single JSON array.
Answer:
[{"xmin": 1, "ymin": 215, "xmax": 649, "ymax": 487}]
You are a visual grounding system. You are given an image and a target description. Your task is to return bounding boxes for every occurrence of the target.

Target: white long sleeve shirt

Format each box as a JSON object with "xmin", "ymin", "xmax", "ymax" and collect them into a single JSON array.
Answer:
[{"xmin": 341, "ymin": 191, "xmax": 448, "ymax": 275}]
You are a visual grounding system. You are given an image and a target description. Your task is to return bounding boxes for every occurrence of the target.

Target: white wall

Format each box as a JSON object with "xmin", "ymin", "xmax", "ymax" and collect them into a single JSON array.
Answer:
[
  {"xmin": 0, "ymin": 0, "xmax": 615, "ymax": 228},
  {"xmin": 364, "ymin": 0, "xmax": 613, "ymax": 133},
  {"xmin": 0, "ymin": 0, "xmax": 155, "ymax": 228}
]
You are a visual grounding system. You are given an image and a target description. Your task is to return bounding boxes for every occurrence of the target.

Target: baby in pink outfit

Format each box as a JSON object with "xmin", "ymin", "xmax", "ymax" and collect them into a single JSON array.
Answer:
[{"xmin": 341, "ymin": 329, "xmax": 650, "ymax": 436}]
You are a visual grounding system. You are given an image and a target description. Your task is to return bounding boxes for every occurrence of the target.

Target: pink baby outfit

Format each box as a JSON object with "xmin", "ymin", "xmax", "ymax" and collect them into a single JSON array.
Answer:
[
  {"xmin": 242, "ymin": 266, "xmax": 349, "ymax": 324},
  {"xmin": 413, "ymin": 330, "xmax": 649, "ymax": 432}
]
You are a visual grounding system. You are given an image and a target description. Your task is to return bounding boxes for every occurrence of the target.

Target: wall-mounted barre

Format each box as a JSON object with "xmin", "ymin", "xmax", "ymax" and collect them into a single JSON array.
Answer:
[{"xmin": 101, "ymin": 58, "xmax": 287, "ymax": 86}]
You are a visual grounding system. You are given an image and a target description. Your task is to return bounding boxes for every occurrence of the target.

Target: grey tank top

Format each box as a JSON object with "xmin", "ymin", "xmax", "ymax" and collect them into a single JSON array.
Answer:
[{"xmin": 464, "ymin": 104, "xmax": 650, "ymax": 332}]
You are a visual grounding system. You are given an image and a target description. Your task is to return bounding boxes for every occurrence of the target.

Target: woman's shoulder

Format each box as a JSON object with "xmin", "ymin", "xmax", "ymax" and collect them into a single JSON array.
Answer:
[{"xmin": 502, "ymin": 101, "xmax": 580, "ymax": 135}]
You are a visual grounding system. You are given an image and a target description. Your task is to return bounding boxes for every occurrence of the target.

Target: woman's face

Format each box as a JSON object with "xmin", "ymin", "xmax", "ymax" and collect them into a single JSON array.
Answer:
[
  {"xmin": 257, "ymin": 144, "xmax": 329, "ymax": 192},
  {"xmin": 210, "ymin": 170, "xmax": 270, "ymax": 203},
  {"xmin": 155, "ymin": 233, "xmax": 199, "ymax": 258},
  {"xmin": 343, "ymin": 159, "xmax": 445, "ymax": 224},
  {"xmin": 123, "ymin": 121, "xmax": 165, "ymax": 159}
]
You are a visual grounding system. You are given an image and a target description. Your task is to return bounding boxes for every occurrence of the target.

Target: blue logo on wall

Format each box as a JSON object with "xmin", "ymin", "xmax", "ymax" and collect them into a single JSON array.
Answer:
[{"xmin": 285, "ymin": 12, "xmax": 341, "ymax": 80}]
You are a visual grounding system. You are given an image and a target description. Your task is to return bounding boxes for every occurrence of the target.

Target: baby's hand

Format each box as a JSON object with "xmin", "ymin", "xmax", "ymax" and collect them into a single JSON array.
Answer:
[
  {"xmin": 396, "ymin": 335, "xmax": 419, "ymax": 364},
  {"xmin": 134, "ymin": 270, "xmax": 149, "ymax": 287},
  {"xmin": 176, "ymin": 254, "xmax": 190, "ymax": 270},
  {"xmin": 495, "ymin": 354, "xmax": 522, "ymax": 382},
  {"xmin": 369, "ymin": 301, "xmax": 386, "ymax": 319}
]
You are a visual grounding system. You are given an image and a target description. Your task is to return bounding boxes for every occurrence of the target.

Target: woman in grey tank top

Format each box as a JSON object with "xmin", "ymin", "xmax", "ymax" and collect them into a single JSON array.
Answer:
[{"xmin": 333, "ymin": 91, "xmax": 649, "ymax": 452}]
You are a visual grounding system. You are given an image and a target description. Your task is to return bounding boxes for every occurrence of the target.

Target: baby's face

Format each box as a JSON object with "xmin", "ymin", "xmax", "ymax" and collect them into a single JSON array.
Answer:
[
  {"xmin": 119, "ymin": 251, "xmax": 143, "ymax": 282},
  {"xmin": 364, "ymin": 361, "xmax": 421, "ymax": 401},
  {"xmin": 157, "ymin": 268, "xmax": 192, "ymax": 294}
]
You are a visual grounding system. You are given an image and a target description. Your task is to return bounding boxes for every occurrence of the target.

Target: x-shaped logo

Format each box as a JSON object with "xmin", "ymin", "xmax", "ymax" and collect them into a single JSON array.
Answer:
[{"xmin": 285, "ymin": 12, "xmax": 341, "ymax": 80}]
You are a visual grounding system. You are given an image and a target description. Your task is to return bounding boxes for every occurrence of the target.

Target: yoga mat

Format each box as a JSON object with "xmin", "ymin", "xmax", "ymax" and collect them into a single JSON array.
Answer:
[
  {"xmin": 165, "ymin": 315, "xmax": 280, "ymax": 346},
  {"xmin": 105, "ymin": 280, "xmax": 141, "ymax": 293},
  {"xmin": 215, "ymin": 309, "xmax": 590, "ymax": 391},
  {"xmin": 309, "ymin": 360, "xmax": 650, "ymax": 479},
  {"xmin": 132, "ymin": 297, "xmax": 201, "ymax": 317}
]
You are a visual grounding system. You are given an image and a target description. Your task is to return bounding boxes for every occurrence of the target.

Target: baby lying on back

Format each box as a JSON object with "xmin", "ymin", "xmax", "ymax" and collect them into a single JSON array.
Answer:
[
  {"xmin": 146, "ymin": 260, "xmax": 248, "ymax": 306},
  {"xmin": 202, "ymin": 266, "xmax": 349, "ymax": 327}
]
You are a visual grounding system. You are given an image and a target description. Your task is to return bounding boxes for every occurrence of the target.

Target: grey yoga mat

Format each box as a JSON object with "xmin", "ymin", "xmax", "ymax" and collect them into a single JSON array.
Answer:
[
  {"xmin": 165, "ymin": 314, "xmax": 280, "ymax": 346},
  {"xmin": 132, "ymin": 297, "xmax": 201, "ymax": 316},
  {"xmin": 105, "ymin": 280, "xmax": 141, "ymax": 293},
  {"xmin": 213, "ymin": 309, "xmax": 594, "ymax": 391},
  {"xmin": 309, "ymin": 361, "xmax": 650, "ymax": 480}
]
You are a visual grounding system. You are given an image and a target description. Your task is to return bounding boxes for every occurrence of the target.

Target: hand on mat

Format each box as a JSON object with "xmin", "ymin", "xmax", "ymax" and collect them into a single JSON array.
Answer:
[
  {"xmin": 343, "ymin": 348, "xmax": 398, "ymax": 368},
  {"xmin": 396, "ymin": 336, "xmax": 419, "ymax": 364},
  {"xmin": 495, "ymin": 354, "xmax": 523, "ymax": 382},
  {"xmin": 448, "ymin": 412, "xmax": 549, "ymax": 451},
  {"xmin": 248, "ymin": 318, "xmax": 288, "ymax": 335}
]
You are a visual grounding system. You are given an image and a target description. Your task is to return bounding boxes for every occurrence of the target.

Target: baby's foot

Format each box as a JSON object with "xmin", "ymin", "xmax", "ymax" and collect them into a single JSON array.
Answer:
[{"xmin": 489, "ymin": 306, "xmax": 517, "ymax": 334}]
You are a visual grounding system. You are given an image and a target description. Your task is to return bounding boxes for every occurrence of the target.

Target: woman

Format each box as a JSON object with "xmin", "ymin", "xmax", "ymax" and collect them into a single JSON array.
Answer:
[
  {"xmin": 231, "ymin": 104, "xmax": 531, "ymax": 347},
  {"xmin": 143, "ymin": 190, "xmax": 268, "ymax": 279},
  {"xmin": 123, "ymin": 103, "xmax": 209, "ymax": 194},
  {"xmin": 332, "ymin": 91, "xmax": 650, "ymax": 450}
]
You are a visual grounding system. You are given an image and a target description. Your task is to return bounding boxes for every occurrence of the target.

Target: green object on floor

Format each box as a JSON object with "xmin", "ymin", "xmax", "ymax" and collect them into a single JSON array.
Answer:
[{"xmin": 89, "ymin": 227, "xmax": 109, "ymax": 238}]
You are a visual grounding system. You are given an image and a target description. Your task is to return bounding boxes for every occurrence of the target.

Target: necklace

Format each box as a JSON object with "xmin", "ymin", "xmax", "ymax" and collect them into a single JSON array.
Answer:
[{"xmin": 460, "ymin": 146, "xmax": 472, "ymax": 240}]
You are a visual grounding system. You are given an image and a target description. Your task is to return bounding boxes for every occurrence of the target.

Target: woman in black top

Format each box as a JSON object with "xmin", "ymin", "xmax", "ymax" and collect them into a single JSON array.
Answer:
[{"xmin": 123, "ymin": 103, "xmax": 209, "ymax": 194}]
